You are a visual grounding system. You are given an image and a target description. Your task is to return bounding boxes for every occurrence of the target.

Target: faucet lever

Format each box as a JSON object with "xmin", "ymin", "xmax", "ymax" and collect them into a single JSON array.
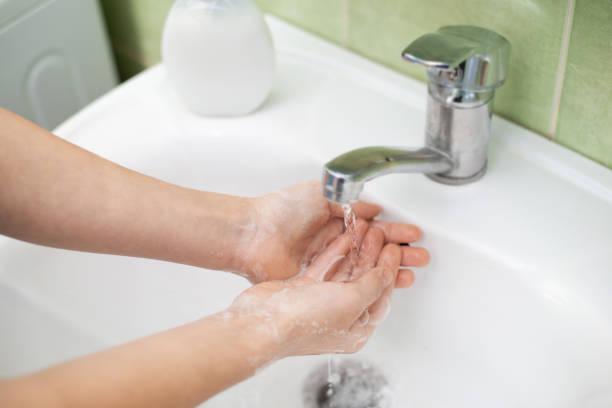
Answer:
[
  {"xmin": 321, "ymin": 26, "xmax": 511, "ymax": 204},
  {"xmin": 402, "ymin": 26, "xmax": 510, "ymax": 92}
]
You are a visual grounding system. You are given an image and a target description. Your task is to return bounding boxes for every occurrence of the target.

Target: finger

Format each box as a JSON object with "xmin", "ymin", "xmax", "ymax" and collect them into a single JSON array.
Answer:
[
  {"xmin": 329, "ymin": 201, "xmax": 382, "ymax": 220},
  {"xmin": 395, "ymin": 269, "xmax": 415, "ymax": 288},
  {"xmin": 303, "ymin": 234, "xmax": 351, "ymax": 281},
  {"xmin": 401, "ymin": 246, "xmax": 430, "ymax": 267},
  {"xmin": 369, "ymin": 220, "xmax": 421, "ymax": 243},
  {"xmin": 377, "ymin": 243, "xmax": 402, "ymax": 270},
  {"xmin": 366, "ymin": 244, "xmax": 401, "ymax": 324},
  {"xmin": 302, "ymin": 218, "xmax": 345, "ymax": 264},
  {"xmin": 351, "ymin": 227, "xmax": 385, "ymax": 280},
  {"xmin": 329, "ymin": 219, "xmax": 369, "ymax": 282},
  {"xmin": 375, "ymin": 243, "xmax": 401, "ymax": 291},
  {"xmin": 349, "ymin": 266, "xmax": 393, "ymax": 307}
]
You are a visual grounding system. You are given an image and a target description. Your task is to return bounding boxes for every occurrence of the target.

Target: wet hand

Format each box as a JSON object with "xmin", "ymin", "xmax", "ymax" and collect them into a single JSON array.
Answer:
[
  {"xmin": 236, "ymin": 181, "xmax": 428, "ymax": 283},
  {"xmin": 229, "ymin": 225, "xmax": 403, "ymax": 357}
]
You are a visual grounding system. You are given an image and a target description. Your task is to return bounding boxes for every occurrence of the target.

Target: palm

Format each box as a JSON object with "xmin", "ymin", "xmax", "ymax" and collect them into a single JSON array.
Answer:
[
  {"xmin": 238, "ymin": 181, "xmax": 426, "ymax": 287},
  {"xmin": 242, "ymin": 182, "xmax": 334, "ymax": 282}
]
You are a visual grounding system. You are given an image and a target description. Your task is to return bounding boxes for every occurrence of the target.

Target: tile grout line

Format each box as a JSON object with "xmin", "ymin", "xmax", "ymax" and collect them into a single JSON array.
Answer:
[
  {"xmin": 548, "ymin": 0, "xmax": 576, "ymax": 139},
  {"xmin": 342, "ymin": 0, "xmax": 350, "ymax": 48}
]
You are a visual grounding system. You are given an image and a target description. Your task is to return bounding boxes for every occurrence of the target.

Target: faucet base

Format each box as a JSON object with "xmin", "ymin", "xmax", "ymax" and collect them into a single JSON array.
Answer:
[{"xmin": 426, "ymin": 161, "xmax": 487, "ymax": 185}]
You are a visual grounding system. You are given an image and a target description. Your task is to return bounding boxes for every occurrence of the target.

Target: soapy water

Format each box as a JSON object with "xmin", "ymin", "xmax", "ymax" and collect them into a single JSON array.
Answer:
[{"xmin": 303, "ymin": 359, "xmax": 392, "ymax": 408}]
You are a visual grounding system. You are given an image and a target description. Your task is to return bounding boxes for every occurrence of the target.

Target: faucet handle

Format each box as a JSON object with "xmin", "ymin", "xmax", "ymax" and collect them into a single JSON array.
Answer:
[{"xmin": 402, "ymin": 25, "xmax": 510, "ymax": 92}]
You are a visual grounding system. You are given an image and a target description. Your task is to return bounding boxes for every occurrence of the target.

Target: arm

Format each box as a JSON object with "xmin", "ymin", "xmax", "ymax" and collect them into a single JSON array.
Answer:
[
  {"xmin": 0, "ymin": 107, "xmax": 429, "ymax": 282},
  {"xmin": 0, "ymin": 107, "xmax": 252, "ymax": 272},
  {"xmin": 0, "ymin": 226, "xmax": 402, "ymax": 408},
  {"xmin": 0, "ymin": 312, "xmax": 277, "ymax": 408}
]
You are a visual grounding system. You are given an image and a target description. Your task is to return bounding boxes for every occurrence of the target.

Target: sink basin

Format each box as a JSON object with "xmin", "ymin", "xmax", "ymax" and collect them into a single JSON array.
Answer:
[{"xmin": 1, "ymin": 16, "xmax": 611, "ymax": 407}]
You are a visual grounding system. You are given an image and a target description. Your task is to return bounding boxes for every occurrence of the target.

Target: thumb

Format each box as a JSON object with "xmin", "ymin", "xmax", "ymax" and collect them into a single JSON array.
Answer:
[{"xmin": 349, "ymin": 266, "xmax": 393, "ymax": 307}]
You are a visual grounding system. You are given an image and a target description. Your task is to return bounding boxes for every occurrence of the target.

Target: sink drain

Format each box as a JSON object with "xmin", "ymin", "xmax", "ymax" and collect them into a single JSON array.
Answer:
[{"xmin": 302, "ymin": 359, "xmax": 391, "ymax": 408}]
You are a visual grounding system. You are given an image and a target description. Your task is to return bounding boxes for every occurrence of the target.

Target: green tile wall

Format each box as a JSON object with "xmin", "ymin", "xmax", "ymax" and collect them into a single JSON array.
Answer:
[
  {"xmin": 255, "ymin": 0, "xmax": 346, "ymax": 44},
  {"xmin": 99, "ymin": 0, "xmax": 612, "ymax": 169},
  {"xmin": 555, "ymin": 0, "xmax": 612, "ymax": 168},
  {"xmin": 100, "ymin": 0, "xmax": 173, "ymax": 79},
  {"xmin": 348, "ymin": 0, "xmax": 567, "ymax": 138}
]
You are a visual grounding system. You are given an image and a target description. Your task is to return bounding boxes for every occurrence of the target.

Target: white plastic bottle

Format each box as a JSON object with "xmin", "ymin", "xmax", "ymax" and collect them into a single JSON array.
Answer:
[{"xmin": 162, "ymin": 0, "xmax": 275, "ymax": 116}]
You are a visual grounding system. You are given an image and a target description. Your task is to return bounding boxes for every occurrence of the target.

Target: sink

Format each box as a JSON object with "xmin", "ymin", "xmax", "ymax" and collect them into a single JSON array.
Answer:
[{"xmin": 1, "ymin": 15, "xmax": 611, "ymax": 407}]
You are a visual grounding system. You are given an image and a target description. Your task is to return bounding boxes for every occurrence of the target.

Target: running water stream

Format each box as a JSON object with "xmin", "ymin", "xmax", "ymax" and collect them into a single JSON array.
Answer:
[
  {"xmin": 325, "ymin": 354, "xmax": 341, "ymax": 399},
  {"xmin": 309, "ymin": 205, "xmax": 391, "ymax": 407},
  {"xmin": 342, "ymin": 204, "xmax": 359, "ymax": 273},
  {"xmin": 325, "ymin": 204, "xmax": 360, "ymax": 400}
]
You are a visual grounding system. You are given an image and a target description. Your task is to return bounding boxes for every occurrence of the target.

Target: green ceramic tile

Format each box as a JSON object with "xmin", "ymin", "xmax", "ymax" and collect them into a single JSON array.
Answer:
[
  {"xmin": 101, "ymin": 0, "xmax": 343, "ymax": 80},
  {"xmin": 255, "ymin": 0, "xmax": 345, "ymax": 44},
  {"xmin": 348, "ymin": 0, "xmax": 568, "ymax": 136},
  {"xmin": 100, "ymin": 0, "xmax": 174, "ymax": 80},
  {"xmin": 555, "ymin": 0, "xmax": 612, "ymax": 169}
]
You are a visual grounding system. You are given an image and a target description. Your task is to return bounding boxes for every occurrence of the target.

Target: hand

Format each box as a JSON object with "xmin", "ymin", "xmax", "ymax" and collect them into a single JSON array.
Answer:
[
  {"xmin": 236, "ymin": 181, "xmax": 429, "ymax": 283},
  {"xmin": 229, "ymin": 224, "xmax": 403, "ymax": 357}
]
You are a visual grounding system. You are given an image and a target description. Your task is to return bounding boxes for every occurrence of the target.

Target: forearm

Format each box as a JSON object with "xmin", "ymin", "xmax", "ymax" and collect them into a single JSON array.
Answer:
[
  {"xmin": 0, "ymin": 107, "xmax": 252, "ymax": 271},
  {"xmin": 0, "ymin": 312, "xmax": 278, "ymax": 408}
]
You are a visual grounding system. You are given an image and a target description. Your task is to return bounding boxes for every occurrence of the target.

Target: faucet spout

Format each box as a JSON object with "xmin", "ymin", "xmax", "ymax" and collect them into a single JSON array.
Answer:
[
  {"xmin": 321, "ymin": 26, "xmax": 509, "ymax": 204},
  {"xmin": 322, "ymin": 146, "xmax": 453, "ymax": 203}
]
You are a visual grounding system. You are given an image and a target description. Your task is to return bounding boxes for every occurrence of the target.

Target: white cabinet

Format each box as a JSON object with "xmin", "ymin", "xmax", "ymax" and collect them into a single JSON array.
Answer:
[{"xmin": 0, "ymin": 0, "xmax": 117, "ymax": 130}]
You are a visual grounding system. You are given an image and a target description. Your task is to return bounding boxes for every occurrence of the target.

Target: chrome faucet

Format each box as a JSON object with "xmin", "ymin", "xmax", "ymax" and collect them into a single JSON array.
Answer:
[{"xmin": 322, "ymin": 26, "xmax": 510, "ymax": 203}]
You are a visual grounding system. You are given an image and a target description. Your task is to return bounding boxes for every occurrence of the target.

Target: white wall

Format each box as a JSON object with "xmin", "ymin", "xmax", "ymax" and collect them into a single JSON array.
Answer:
[{"xmin": 0, "ymin": 0, "xmax": 117, "ymax": 130}]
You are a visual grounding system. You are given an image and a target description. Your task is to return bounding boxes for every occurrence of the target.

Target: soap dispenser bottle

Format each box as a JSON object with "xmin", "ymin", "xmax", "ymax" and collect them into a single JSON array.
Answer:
[{"xmin": 162, "ymin": 0, "xmax": 275, "ymax": 116}]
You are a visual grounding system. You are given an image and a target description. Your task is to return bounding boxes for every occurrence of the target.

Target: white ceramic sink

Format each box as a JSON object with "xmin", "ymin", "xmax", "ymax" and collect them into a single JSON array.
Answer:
[{"xmin": 1, "ymin": 16, "xmax": 612, "ymax": 407}]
